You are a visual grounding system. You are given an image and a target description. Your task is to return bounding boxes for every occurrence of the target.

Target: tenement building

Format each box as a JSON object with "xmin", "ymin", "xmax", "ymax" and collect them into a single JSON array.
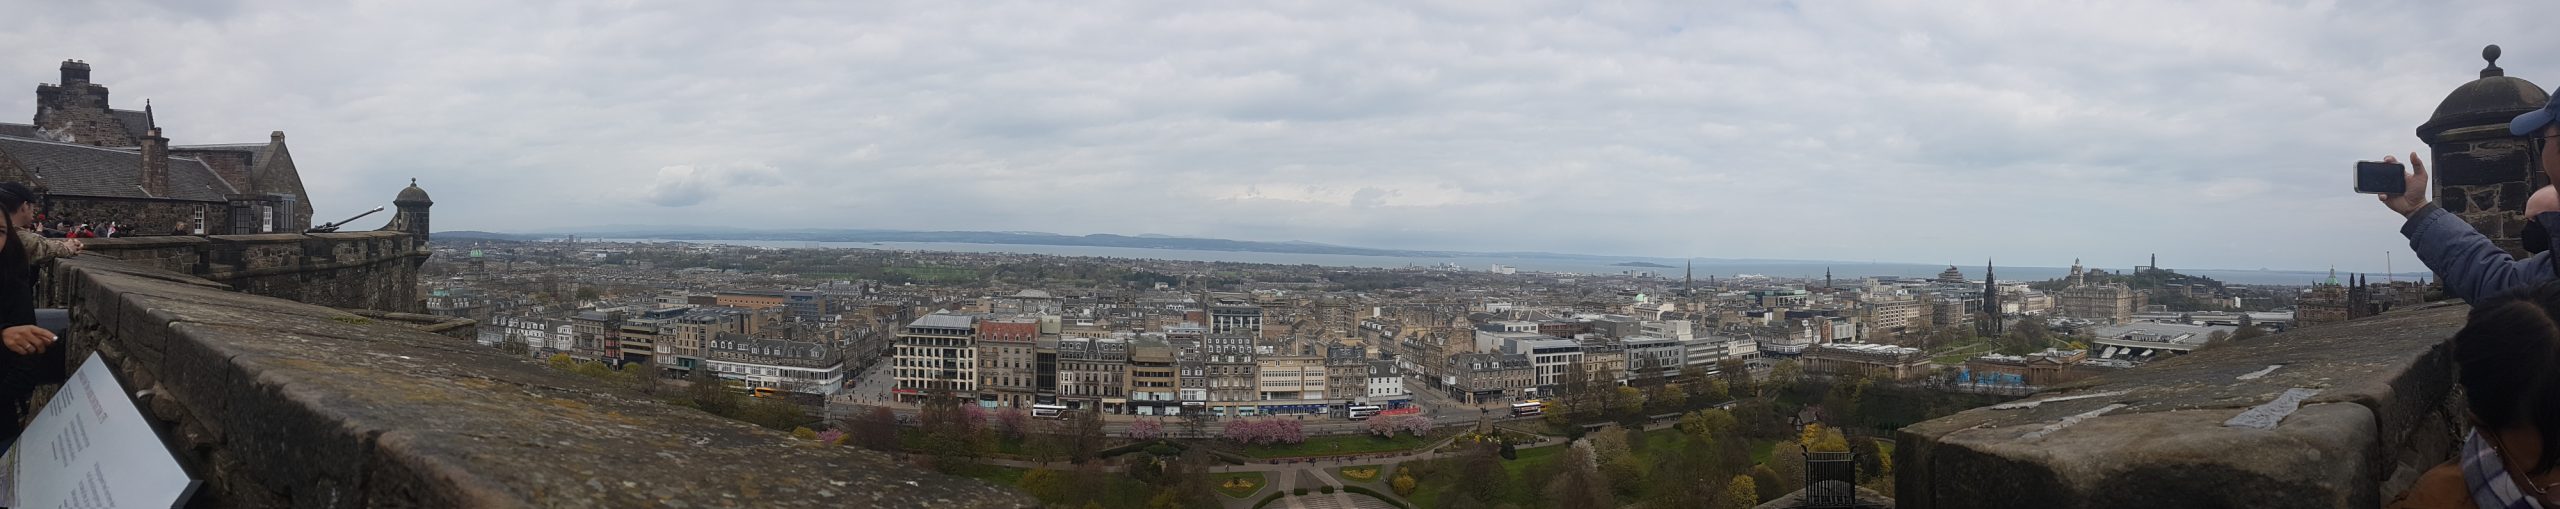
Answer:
[
  {"xmin": 704, "ymin": 333, "xmax": 844, "ymax": 395},
  {"xmin": 0, "ymin": 60, "xmax": 313, "ymax": 233}
]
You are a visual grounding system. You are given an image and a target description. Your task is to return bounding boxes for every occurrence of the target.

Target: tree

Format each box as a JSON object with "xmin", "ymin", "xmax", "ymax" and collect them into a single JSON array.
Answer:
[
  {"xmin": 1609, "ymin": 386, "xmax": 1647, "ymax": 424},
  {"xmin": 1767, "ymin": 359, "xmax": 1803, "ymax": 397},
  {"xmin": 1679, "ymin": 408, "xmax": 1740, "ymax": 444},
  {"xmin": 1065, "ymin": 409, "xmax": 1106, "ymax": 462},
  {"xmin": 995, "ymin": 408, "xmax": 1029, "ymax": 442},
  {"xmin": 1180, "ymin": 408, "xmax": 1215, "ymax": 439},
  {"xmin": 1588, "ymin": 427, "xmax": 1646, "ymax": 498},
  {"xmin": 1459, "ymin": 443, "xmax": 1508, "ymax": 503},
  {"xmin": 1130, "ymin": 418, "xmax": 1165, "ymax": 441},
  {"xmin": 1392, "ymin": 471, "xmax": 1418, "ymax": 496},
  {"xmin": 547, "ymin": 353, "xmax": 576, "ymax": 370},
  {"xmin": 1769, "ymin": 443, "xmax": 1809, "ymax": 495},
  {"xmin": 1723, "ymin": 475, "xmax": 1759, "ymax": 509},
  {"xmin": 1018, "ymin": 468, "xmax": 1069, "ymax": 504},
  {"xmin": 847, "ymin": 406, "xmax": 899, "ymax": 451},
  {"xmin": 1749, "ymin": 466, "xmax": 1785, "ymax": 504},
  {"xmin": 1542, "ymin": 446, "xmax": 1611, "ymax": 509},
  {"xmin": 1800, "ymin": 423, "xmax": 1849, "ymax": 453},
  {"xmin": 621, "ymin": 364, "xmax": 667, "ymax": 396}
]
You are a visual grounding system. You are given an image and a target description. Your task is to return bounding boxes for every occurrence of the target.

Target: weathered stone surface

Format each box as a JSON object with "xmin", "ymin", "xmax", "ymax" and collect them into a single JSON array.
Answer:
[
  {"xmin": 1897, "ymin": 303, "xmax": 2467, "ymax": 509},
  {"xmin": 79, "ymin": 229, "xmax": 427, "ymax": 313},
  {"xmin": 48, "ymin": 257, "xmax": 1034, "ymax": 508}
]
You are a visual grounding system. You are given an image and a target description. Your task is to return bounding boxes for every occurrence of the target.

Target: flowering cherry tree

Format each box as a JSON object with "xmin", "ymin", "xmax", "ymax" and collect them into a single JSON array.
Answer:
[
  {"xmin": 1130, "ymin": 418, "xmax": 1165, "ymax": 440},
  {"xmin": 1221, "ymin": 418, "xmax": 1309, "ymax": 445}
]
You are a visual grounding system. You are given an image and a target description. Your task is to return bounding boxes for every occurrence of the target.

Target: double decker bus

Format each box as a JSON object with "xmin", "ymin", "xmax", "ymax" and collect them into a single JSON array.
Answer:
[
  {"xmin": 1510, "ymin": 401, "xmax": 1544, "ymax": 417},
  {"xmin": 1346, "ymin": 405, "xmax": 1383, "ymax": 420},
  {"xmin": 1031, "ymin": 404, "xmax": 1069, "ymax": 419}
]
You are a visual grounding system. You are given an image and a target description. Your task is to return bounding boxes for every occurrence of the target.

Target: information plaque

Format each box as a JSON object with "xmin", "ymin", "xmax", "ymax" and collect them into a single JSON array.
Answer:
[{"xmin": 0, "ymin": 353, "xmax": 197, "ymax": 508}]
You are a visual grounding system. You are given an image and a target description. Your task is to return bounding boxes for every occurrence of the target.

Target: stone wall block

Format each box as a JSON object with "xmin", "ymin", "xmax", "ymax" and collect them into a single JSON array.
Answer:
[{"xmin": 1899, "ymin": 303, "xmax": 2468, "ymax": 508}]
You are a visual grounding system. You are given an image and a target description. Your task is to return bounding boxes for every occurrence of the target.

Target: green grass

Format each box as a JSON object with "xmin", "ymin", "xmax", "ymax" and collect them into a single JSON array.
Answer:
[
  {"xmin": 1500, "ymin": 445, "xmax": 1562, "ymax": 479},
  {"xmin": 1874, "ymin": 439, "xmax": 1895, "ymax": 460},
  {"xmin": 1750, "ymin": 439, "xmax": 1781, "ymax": 466},
  {"xmin": 1211, "ymin": 472, "xmax": 1267, "ymax": 499},
  {"xmin": 1240, "ymin": 433, "xmax": 1435, "ymax": 458}
]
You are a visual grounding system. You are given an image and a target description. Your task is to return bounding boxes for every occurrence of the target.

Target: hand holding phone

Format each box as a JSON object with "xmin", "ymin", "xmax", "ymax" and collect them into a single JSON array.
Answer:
[
  {"xmin": 2356, "ymin": 160, "xmax": 2407, "ymax": 195},
  {"xmin": 2373, "ymin": 153, "xmax": 2431, "ymax": 218}
]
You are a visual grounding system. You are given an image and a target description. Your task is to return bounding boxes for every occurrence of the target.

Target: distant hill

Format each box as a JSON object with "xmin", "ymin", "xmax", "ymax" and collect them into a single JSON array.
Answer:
[{"xmin": 1612, "ymin": 261, "xmax": 1678, "ymax": 268}]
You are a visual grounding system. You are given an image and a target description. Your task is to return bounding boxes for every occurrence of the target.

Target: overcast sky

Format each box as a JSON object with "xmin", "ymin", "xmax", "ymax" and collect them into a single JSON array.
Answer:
[{"xmin": 3, "ymin": 0, "xmax": 2555, "ymax": 272}]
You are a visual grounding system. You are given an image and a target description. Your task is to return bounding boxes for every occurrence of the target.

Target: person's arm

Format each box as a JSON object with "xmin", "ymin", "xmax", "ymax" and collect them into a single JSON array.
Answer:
[
  {"xmin": 16, "ymin": 230, "xmax": 70, "ymax": 266},
  {"xmin": 2403, "ymin": 204, "xmax": 2557, "ymax": 302}
]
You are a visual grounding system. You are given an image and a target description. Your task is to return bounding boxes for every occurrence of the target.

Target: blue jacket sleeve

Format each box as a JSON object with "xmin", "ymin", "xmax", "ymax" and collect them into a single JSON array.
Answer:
[{"xmin": 2401, "ymin": 204, "xmax": 2558, "ymax": 303}]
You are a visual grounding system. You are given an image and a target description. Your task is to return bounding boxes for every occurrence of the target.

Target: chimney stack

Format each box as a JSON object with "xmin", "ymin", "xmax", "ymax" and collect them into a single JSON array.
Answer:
[
  {"xmin": 59, "ymin": 60, "xmax": 89, "ymax": 85},
  {"xmin": 140, "ymin": 127, "xmax": 169, "ymax": 197}
]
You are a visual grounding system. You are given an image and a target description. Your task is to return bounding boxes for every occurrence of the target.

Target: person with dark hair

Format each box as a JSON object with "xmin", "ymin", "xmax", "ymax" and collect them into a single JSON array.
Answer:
[
  {"xmin": 0, "ymin": 183, "xmax": 65, "ymax": 448},
  {"xmin": 2394, "ymin": 283, "xmax": 2560, "ymax": 508}
]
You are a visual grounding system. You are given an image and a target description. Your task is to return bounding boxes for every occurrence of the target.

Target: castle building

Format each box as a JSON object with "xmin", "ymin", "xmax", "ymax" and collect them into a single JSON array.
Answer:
[{"xmin": 0, "ymin": 60, "xmax": 314, "ymax": 233}]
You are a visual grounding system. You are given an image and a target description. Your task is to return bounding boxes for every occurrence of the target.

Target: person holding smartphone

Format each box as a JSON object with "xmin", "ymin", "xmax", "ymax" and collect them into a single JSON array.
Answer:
[{"xmin": 2388, "ymin": 90, "xmax": 2560, "ymax": 303}]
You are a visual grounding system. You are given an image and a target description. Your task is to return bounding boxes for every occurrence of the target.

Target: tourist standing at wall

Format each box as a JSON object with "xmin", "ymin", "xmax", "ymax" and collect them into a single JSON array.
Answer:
[
  {"xmin": 2388, "ymin": 90, "xmax": 2560, "ymax": 303},
  {"xmin": 2391, "ymin": 283, "xmax": 2560, "ymax": 508},
  {"xmin": 0, "ymin": 183, "xmax": 65, "ymax": 449}
]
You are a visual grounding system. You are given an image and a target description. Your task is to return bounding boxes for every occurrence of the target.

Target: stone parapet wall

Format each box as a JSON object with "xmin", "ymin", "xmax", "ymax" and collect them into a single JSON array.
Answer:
[
  {"xmin": 72, "ymin": 230, "xmax": 426, "ymax": 313},
  {"xmin": 1897, "ymin": 303, "xmax": 2468, "ymax": 508},
  {"xmin": 42, "ymin": 257, "xmax": 1032, "ymax": 508}
]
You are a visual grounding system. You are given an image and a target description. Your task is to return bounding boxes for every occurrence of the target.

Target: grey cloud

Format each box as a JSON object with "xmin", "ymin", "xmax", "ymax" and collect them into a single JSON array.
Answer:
[{"xmin": 2, "ymin": 0, "xmax": 2556, "ymax": 273}]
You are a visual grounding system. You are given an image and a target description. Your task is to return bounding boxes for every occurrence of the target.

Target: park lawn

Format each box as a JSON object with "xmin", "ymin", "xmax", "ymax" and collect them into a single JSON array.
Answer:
[
  {"xmin": 1874, "ymin": 439, "xmax": 1895, "ymax": 460},
  {"xmin": 1337, "ymin": 465, "xmax": 1383, "ymax": 482},
  {"xmin": 1500, "ymin": 445, "xmax": 1562, "ymax": 479},
  {"xmin": 1750, "ymin": 439, "xmax": 1781, "ymax": 466},
  {"xmin": 1240, "ymin": 433, "xmax": 1434, "ymax": 458},
  {"xmin": 1209, "ymin": 472, "xmax": 1266, "ymax": 499}
]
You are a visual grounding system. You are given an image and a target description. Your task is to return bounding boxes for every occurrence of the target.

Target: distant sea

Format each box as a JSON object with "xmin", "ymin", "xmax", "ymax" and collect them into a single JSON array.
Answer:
[{"xmin": 593, "ymin": 239, "xmax": 2413, "ymax": 287}]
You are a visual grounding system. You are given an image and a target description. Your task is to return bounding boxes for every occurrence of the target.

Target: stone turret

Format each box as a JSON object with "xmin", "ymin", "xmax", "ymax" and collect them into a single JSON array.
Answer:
[
  {"xmin": 385, "ymin": 179, "xmax": 432, "ymax": 242},
  {"xmin": 2420, "ymin": 44, "xmax": 2549, "ymax": 256}
]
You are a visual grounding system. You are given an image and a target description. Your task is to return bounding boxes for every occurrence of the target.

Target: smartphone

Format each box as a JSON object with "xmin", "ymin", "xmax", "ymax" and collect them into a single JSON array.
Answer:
[{"xmin": 2355, "ymin": 161, "xmax": 2407, "ymax": 195}]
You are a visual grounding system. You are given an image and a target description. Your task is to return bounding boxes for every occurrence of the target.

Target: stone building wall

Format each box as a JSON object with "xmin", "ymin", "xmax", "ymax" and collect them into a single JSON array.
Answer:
[
  {"xmin": 2426, "ymin": 126, "xmax": 2537, "ymax": 255},
  {"xmin": 72, "ymin": 230, "xmax": 428, "ymax": 313},
  {"xmin": 44, "ymin": 196, "xmax": 227, "ymax": 234},
  {"xmin": 32, "ymin": 82, "xmax": 137, "ymax": 147}
]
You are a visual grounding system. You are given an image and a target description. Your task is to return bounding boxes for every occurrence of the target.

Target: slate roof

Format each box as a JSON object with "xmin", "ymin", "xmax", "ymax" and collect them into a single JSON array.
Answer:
[
  {"xmin": 0, "ymin": 136, "xmax": 236, "ymax": 201},
  {"xmin": 109, "ymin": 109, "xmax": 151, "ymax": 142}
]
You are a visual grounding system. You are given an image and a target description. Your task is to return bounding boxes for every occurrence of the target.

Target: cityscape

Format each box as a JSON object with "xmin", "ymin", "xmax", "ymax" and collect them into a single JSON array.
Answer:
[{"xmin": 0, "ymin": 2, "xmax": 2550, "ymax": 508}]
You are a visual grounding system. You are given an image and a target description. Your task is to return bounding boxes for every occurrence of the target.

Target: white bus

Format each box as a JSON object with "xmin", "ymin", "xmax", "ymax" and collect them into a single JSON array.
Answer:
[
  {"xmin": 1510, "ymin": 401, "xmax": 1544, "ymax": 417},
  {"xmin": 1031, "ymin": 404, "xmax": 1069, "ymax": 419},
  {"xmin": 1346, "ymin": 405, "xmax": 1383, "ymax": 421}
]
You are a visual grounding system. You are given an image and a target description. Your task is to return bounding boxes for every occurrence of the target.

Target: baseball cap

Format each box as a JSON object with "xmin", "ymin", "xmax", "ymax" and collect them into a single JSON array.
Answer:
[{"xmin": 2512, "ymin": 89, "xmax": 2560, "ymax": 136}]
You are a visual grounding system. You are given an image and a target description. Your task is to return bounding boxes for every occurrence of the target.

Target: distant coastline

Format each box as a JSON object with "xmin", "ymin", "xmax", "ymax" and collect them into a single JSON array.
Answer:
[{"xmin": 433, "ymin": 228, "xmax": 2422, "ymax": 286}]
